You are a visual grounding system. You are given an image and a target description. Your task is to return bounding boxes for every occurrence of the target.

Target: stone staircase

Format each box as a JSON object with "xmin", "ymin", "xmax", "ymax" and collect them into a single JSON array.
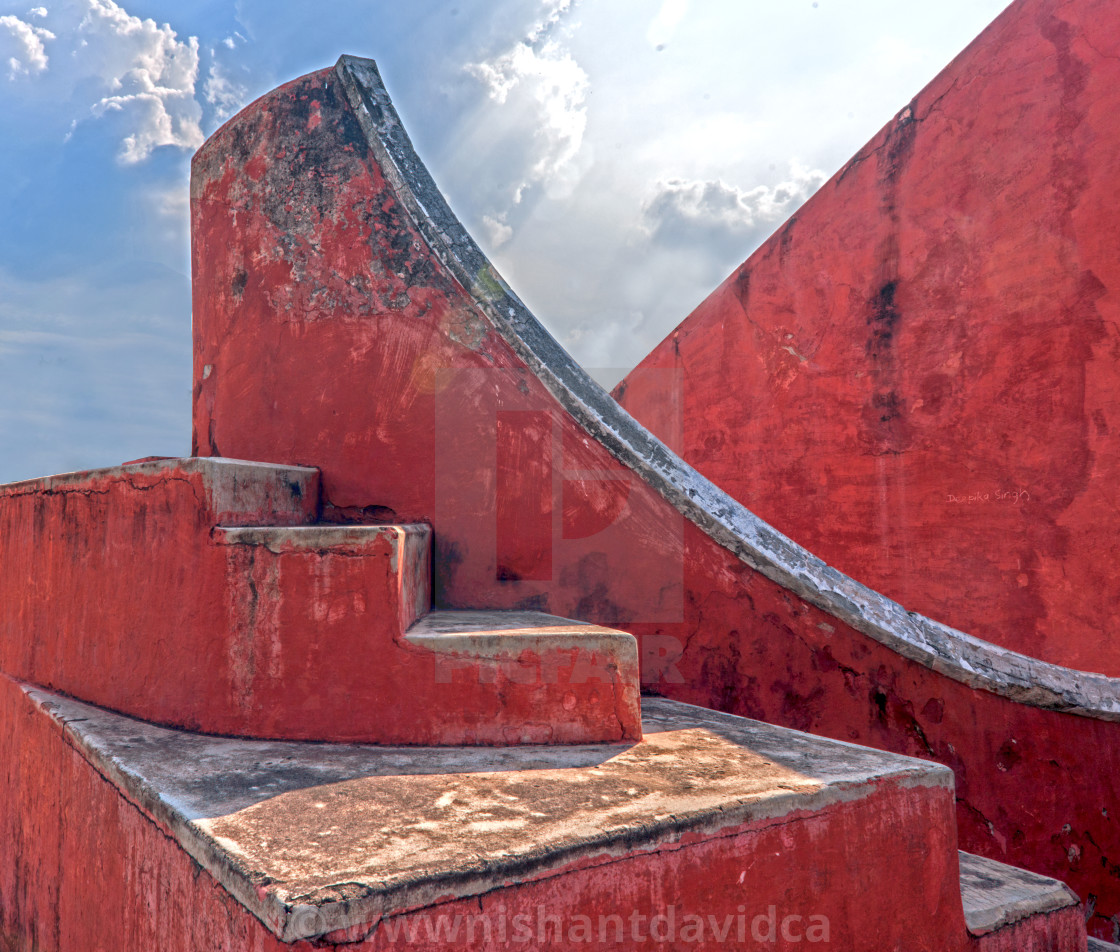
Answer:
[
  {"xmin": 404, "ymin": 610, "xmax": 641, "ymax": 745},
  {"xmin": 0, "ymin": 44, "xmax": 1107, "ymax": 949},
  {"xmin": 0, "ymin": 456, "xmax": 640, "ymax": 747}
]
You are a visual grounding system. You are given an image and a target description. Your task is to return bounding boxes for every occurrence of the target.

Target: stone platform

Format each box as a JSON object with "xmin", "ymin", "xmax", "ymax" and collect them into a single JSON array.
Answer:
[{"xmin": 1, "ymin": 679, "xmax": 1084, "ymax": 950}]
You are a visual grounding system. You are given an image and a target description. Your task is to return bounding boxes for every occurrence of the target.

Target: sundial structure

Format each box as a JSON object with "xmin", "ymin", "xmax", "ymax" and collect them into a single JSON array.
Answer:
[{"xmin": 1, "ymin": 0, "xmax": 1118, "ymax": 946}]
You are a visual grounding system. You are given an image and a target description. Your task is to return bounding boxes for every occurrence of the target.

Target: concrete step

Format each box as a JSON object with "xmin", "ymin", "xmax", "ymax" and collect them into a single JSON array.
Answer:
[
  {"xmin": 1089, "ymin": 939, "xmax": 1120, "ymax": 951},
  {"xmin": 215, "ymin": 522, "xmax": 432, "ymax": 637},
  {"xmin": 202, "ymin": 534, "xmax": 639, "ymax": 745},
  {"xmin": 959, "ymin": 850, "xmax": 1082, "ymax": 949},
  {"xmin": 405, "ymin": 609, "xmax": 642, "ymax": 744},
  {"xmin": 1, "ymin": 682, "xmax": 1086, "ymax": 950}
]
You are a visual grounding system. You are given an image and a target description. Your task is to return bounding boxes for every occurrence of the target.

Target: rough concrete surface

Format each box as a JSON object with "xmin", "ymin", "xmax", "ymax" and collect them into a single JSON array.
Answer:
[
  {"xmin": 215, "ymin": 524, "xmax": 428, "ymax": 555},
  {"xmin": 407, "ymin": 609, "xmax": 637, "ymax": 662}
]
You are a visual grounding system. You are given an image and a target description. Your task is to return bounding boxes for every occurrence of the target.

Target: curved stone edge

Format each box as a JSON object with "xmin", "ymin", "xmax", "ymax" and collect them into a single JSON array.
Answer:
[{"xmin": 332, "ymin": 55, "xmax": 1120, "ymax": 722}]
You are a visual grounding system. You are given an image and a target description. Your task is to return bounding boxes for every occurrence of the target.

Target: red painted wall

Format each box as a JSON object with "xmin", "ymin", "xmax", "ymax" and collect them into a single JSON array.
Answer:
[{"xmin": 617, "ymin": 0, "xmax": 1120, "ymax": 678}]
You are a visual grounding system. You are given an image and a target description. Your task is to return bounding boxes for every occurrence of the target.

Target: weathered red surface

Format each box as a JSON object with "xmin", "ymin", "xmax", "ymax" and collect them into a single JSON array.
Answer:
[
  {"xmin": 2, "ymin": 671, "xmax": 1071, "ymax": 952},
  {"xmin": 974, "ymin": 911, "xmax": 1086, "ymax": 952},
  {"xmin": 617, "ymin": 0, "xmax": 1120, "ymax": 678}
]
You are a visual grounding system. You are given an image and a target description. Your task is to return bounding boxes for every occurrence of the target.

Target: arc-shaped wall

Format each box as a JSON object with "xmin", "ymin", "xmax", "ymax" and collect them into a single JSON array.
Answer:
[{"xmin": 190, "ymin": 55, "xmax": 1120, "ymax": 936}]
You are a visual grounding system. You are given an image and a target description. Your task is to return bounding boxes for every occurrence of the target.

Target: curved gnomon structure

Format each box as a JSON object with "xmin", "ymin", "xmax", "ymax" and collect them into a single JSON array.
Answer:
[{"xmin": 334, "ymin": 55, "xmax": 1120, "ymax": 723}]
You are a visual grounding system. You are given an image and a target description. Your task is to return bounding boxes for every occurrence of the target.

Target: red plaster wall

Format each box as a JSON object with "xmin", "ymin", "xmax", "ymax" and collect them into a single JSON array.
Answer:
[{"xmin": 617, "ymin": 0, "xmax": 1120, "ymax": 678}]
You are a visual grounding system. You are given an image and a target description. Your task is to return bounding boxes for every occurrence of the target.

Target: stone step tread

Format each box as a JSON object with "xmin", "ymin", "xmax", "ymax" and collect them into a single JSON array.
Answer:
[
  {"xmin": 23, "ymin": 688, "xmax": 949, "ymax": 943},
  {"xmin": 410, "ymin": 609, "xmax": 621, "ymax": 634},
  {"xmin": 1088, "ymin": 938, "xmax": 1120, "ymax": 951},
  {"xmin": 406, "ymin": 609, "xmax": 634, "ymax": 657},
  {"xmin": 959, "ymin": 850, "xmax": 1080, "ymax": 935},
  {"xmin": 214, "ymin": 523, "xmax": 429, "ymax": 551}
]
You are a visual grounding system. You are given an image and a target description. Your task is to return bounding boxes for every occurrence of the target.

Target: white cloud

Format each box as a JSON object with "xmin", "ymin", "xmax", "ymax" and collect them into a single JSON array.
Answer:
[
  {"xmin": 78, "ymin": 0, "xmax": 203, "ymax": 162},
  {"xmin": 647, "ymin": 0, "xmax": 687, "ymax": 50},
  {"xmin": 482, "ymin": 213, "xmax": 514, "ymax": 249},
  {"xmin": 642, "ymin": 165, "xmax": 828, "ymax": 247},
  {"xmin": 530, "ymin": 0, "xmax": 577, "ymax": 41},
  {"xmin": 0, "ymin": 13, "xmax": 54, "ymax": 79},
  {"xmin": 27, "ymin": 7, "xmax": 48, "ymax": 18},
  {"xmin": 494, "ymin": 161, "xmax": 830, "ymax": 384},
  {"xmin": 203, "ymin": 61, "xmax": 247, "ymax": 122},
  {"xmin": 467, "ymin": 0, "xmax": 589, "ymax": 218}
]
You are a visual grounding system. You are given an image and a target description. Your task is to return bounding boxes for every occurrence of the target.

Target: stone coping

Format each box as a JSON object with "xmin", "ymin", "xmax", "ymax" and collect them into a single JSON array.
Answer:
[
  {"xmin": 406, "ymin": 610, "xmax": 637, "ymax": 659},
  {"xmin": 214, "ymin": 523, "xmax": 430, "ymax": 552},
  {"xmin": 0, "ymin": 456, "xmax": 321, "ymax": 528},
  {"xmin": 0, "ymin": 456, "xmax": 318, "ymax": 496}
]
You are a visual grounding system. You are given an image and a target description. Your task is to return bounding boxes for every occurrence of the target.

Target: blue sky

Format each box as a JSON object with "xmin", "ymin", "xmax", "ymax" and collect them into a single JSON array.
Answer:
[{"xmin": 0, "ymin": 0, "xmax": 1008, "ymax": 483}]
